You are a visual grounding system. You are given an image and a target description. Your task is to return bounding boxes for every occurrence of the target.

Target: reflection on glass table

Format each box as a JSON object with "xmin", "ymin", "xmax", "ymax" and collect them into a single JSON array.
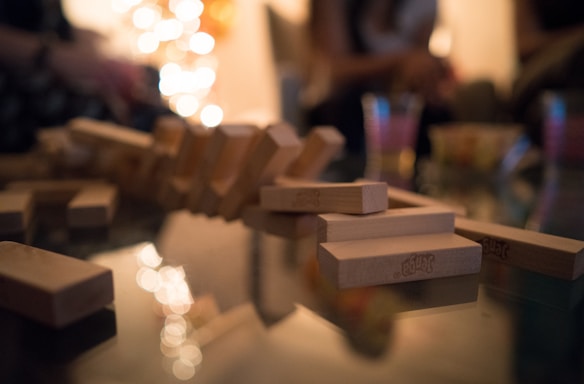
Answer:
[{"xmin": 1, "ymin": 136, "xmax": 584, "ymax": 384}]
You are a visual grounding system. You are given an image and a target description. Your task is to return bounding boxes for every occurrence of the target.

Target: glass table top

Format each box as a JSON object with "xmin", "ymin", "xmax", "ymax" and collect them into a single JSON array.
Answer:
[{"xmin": 1, "ymin": 163, "xmax": 583, "ymax": 384}]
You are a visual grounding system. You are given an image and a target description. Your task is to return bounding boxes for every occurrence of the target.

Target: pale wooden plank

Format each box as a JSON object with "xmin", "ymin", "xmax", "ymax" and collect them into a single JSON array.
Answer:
[
  {"xmin": 0, "ymin": 191, "xmax": 34, "ymax": 234},
  {"xmin": 455, "ymin": 217, "xmax": 584, "ymax": 280},
  {"xmin": 318, "ymin": 233, "xmax": 482, "ymax": 288},
  {"xmin": 218, "ymin": 122, "xmax": 302, "ymax": 221},
  {"xmin": 260, "ymin": 181, "xmax": 388, "ymax": 214},
  {"xmin": 0, "ymin": 241, "xmax": 114, "ymax": 328},
  {"xmin": 242, "ymin": 205, "xmax": 318, "ymax": 239},
  {"xmin": 317, "ymin": 206, "xmax": 455, "ymax": 243},
  {"xmin": 285, "ymin": 126, "xmax": 345, "ymax": 180},
  {"xmin": 170, "ymin": 124, "xmax": 211, "ymax": 178},
  {"xmin": 67, "ymin": 185, "xmax": 118, "ymax": 228}
]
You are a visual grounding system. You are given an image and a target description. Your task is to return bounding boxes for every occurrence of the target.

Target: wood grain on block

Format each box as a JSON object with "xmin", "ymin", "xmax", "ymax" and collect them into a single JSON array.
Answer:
[
  {"xmin": 0, "ymin": 191, "xmax": 34, "ymax": 234},
  {"xmin": 455, "ymin": 217, "xmax": 584, "ymax": 280},
  {"xmin": 6, "ymin": 179, "xmax": 109, "ymax": 205},
  {"xmin": 0, "ymin": 241, "xmax": 114, "ymax": 328},
  {"xmin": 67, "ymin": 185, "xmax": 118, "ymax": 228},
  {"xmin": 242, "ymin": 205, "xmax": 318, "ymax": 239},
  {"xmin": 286, "ymin": 126, "xmax": 345, "ymax": 180},
  {"xmin": 218, "ymin": 122, "xmax": 302, "ymax": 221},
  {"xmin": 67, "ymin": 117, "xmax": 152, "ymax": 156},
  {"xmin": 171, "ymin": 124, "xmax": 211, "ymax": 178},
  {"xmin": 260, "ymin": 181, "xmax": 388, "ymax": 214},
  {"xmin": 187, "ymin": 124, "xmax": 258, "ymax": 212},
  {"xmin": 318, "ymin": 206, "xmax": 455, "ymax": 243},
  {"xmin": 318, "ymin": 233, "xmax": 482, "ymax": 288},
  {"xmin": 386, "ymin": 185, "xmax": 467, "ymax": 217}
]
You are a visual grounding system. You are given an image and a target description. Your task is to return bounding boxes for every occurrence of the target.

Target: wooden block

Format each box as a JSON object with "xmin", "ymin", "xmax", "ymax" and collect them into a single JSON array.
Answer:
[
  {"xmin": 242, "ymin": 205, "xmax": 317, "ymax": 239},
  {"xmin": 199, "ymin": 179, "xmax": 232, "ymax": 217},
  {"xmin": 260, "ymin": 181, "xmax": 388, "ymax": 214},
  {"xmin": 218, "ymin": 122, "xmax": 302, "ymax": 221},
  {"xmin": 0, "ymin": 191, "xmax": 34, "ymax": 234},
  {"xmin": 67, "ymin": 117, "xmax": 153, "ymax": 156},
  {"xmin": 67, "ymin": 185, "xmax": 118, "ymax": 228},
  {"xmin": 152, "ymin": 115, "xmax": 187, "ymax": 154},
  {"xmin": 385, "ymin": 185, "xmax": 467, "ymax": 217},
  {"xmin": 455, "ymin": 217, "xmax": 584, "ymax": 280},
  {"xmin": 318, "ymin": 206, "xmax": 455, "ymax": 243},
  {"xmin": 170, "ymin": 124, "xmax": 211, "ymax": 178},
  {"xmin": 0, "ymin": 241, "xmax": 114, "ymax": 328},
  {"xmin": 187, "ymin": 124, "xmax": 258, "ymax": 212},
  {"xmin": 6, "ymin": 179, "xmax": 109, "ymax": 205},
  {"xmin": 158, "ymin": 177, "xmax": 190, "ymax": 211},
  {"xmin": 285, "ymin": 125, "xmax": 345, "ymax": 180},
  {"xmin": 318, "ymin": 233, "xmax": 482, "ymax": 288}
]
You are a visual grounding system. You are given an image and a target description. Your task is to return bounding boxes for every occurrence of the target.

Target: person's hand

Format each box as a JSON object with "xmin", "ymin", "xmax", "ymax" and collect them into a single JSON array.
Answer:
[{"xmin": 397, "ymin": 49, "xmax": 454, "ymax": 105}]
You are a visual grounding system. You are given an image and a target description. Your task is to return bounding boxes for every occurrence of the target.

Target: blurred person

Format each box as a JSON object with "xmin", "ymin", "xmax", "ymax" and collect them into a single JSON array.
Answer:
[
  {"xmin": 304, "ymin": 0, "xmax": 457, "ymax": 177},
  {"xmin": 511, "ymin": 0, "xmax": 584, "ymax": 147},
  {"xmin": 0, "ymin": 0, "xmax": 168, "ymax": 153}
]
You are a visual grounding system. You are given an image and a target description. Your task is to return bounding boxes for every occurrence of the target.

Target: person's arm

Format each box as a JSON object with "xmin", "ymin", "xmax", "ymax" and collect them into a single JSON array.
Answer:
[{"xmin": 514, "ymin": 0, "xmax": 584, "ymax": 62}]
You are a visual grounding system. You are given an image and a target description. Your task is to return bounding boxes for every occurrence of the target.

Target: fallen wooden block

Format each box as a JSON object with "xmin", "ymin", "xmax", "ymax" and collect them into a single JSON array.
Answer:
[
  {"xmin": 285, "ymin": 125, "xmax": 345, "ymax": 180},
  {"xmin": 318, "ymin": 233, "xmax": 482, "ymax": 288},
  {"xmin": 0, "ymin": 190, "xmax": 34, "ymax": 234},
  {"xmin": 317, "ymin": 206, "xmax": 455, "ymax": 243},
  {"xmin": 455, "ymin": 217, "xmax": 584, "ymax": 280},
  {"xmin": 170, "ymin": 124, "xmax": 211, "ymax": 179},
  {"xmin": 386, "ymin": 185, "xmax": 467, "ymax": 217},
  {"xmin": 158, "ymin": 177, "xmax": 190, "ymax": 211},
  {"xmin": 67, "ymin": 185, "xmax": 118, "ymax": 228},
  {"xmin": 0, "ymin": 241, "xmax": 114, "ymax": 328},
  {"xmin": 242, "ymin": 205, "xmax": 317, "ymax": 239},
  {"xmin": 199, "ymin": 179, "xmax": 232, "ymax": 217},
  {"xmin": 187, "ymin": 124, "xmax": 258, "ymax": 213},
  {"xmin": 218, "ymin": 122, "xmax": 302, "ymax": 221},
  {"xmin": 152, "ymin": 115, "xmax": 187, "ymax": 154},
  {"xmin": 6, "ymin": 179, "xmax": 109, "ymax": 205},
  {"xmin": 260, "ymin": 181, "xmax": 388, "ymax": 214},
  {"xmin": 67, "ymin": 117, "xmax": 153, "ymax": 157}
]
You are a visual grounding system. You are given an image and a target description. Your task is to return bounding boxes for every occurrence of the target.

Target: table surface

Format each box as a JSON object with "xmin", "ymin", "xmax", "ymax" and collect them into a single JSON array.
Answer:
[{"xmin": 1, "ymin": 163, "xmax": 583, "ymax": 384}]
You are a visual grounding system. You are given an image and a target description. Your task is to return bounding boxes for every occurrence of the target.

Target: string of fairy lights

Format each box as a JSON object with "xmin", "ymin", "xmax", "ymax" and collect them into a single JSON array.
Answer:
[{"xmin": 112, "ymin": 0, "xmax": 234, "ymax": 127}]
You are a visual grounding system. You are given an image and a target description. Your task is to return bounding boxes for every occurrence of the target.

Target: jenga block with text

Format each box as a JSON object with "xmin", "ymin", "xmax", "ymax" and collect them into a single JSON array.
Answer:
[
  {"xmin": 218, "ymin": 123, "xmax": 302, "ymax": 221},
  {"xmin": 318, "ymin": 206, "xmax": 455, "ymax": 243},
  {"xmin": 286, "ymin": 126, "xmax": 345, "ymax": 180},
  {"xmin": 187, "ymin": 124, "xmax": 259, "ymax": 212},
  {"xmin": 260, "ymin": 181, "xmax": 388, "ymax": 214},
  {"xmin": 0, "ymin": 241, "xmax": 114, "ymax": 328},
  {"xmin": 318, "ymin": 233, "xmax": 482, "ymax": 288},
  {"xmin": 67, "ymin": 185, "xmax": 118, "ymax": 228},
  {"xmin": 0, "ymin": 190, "xmax": 34, "ymax": 234},
  {"xmin": 455, "ymin": 217, "xmax": 584, "ymax": 280},
  {"xmin": 242, "ymin": 205, "xmax": 318, "ymax": 239}
]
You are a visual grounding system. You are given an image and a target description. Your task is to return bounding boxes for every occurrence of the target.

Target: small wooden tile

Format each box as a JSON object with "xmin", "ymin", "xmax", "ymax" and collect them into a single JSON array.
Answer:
[
  {"xmin": 170, "ymin": 124, "xmax": 211, "ymax": 179},
  {"xmin": 455, "ymin": 217, "xmax": 584, "ymax": 280},
  {"xmin": 0, "ymin": 241, "xmax": 114, "ymax": 328},
  {"xmin": 318, "ymin": 233, "xmax": 482, "ymax": 288},
  {"xmin": 67, "ymin": 185, "xmax": 118, "ymax": 228},
  {"xmin": 152, "ymin": 115, "xmax": 187, "ymax": 154},
  {"xmin": 285, "ymin": 125, "xmax": 345, "ymax": 180},
  {"xmin": 0, "ymin": 190, "xmax": 34, "ymax": 234},
  {"xmin": 260, "ymin": 181, "xmax": 388, "ymax": 214},
  {"xmin": 318, "ymin": 206, "xmax": 455, "ymax": 243},
  {"xmin": 218, "ymin": 122, "xmax": 302, "ymax": 221},
  {"xmin": 242, "ymin": 205, "xmax": 317, "ymax": 239}
]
